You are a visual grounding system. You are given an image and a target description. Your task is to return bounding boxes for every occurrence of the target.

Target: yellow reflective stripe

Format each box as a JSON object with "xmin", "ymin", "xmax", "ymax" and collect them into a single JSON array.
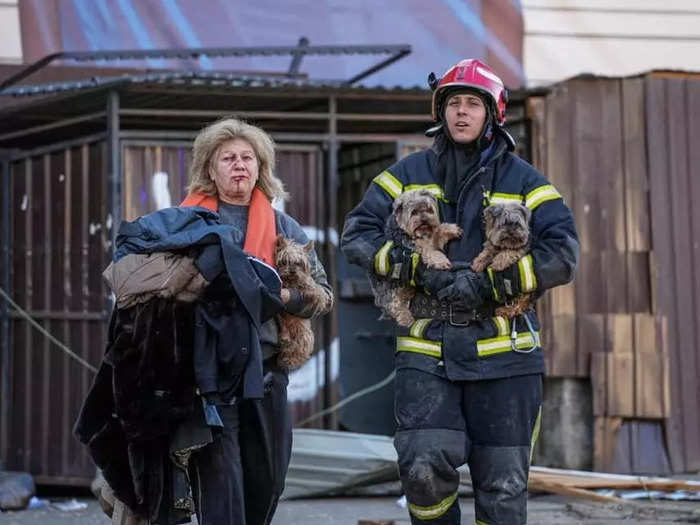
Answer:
[
  {"xmin": 484, "ymin": 190, "xmax": 522, "ymax": 204},
  {"xmin": 477, "ymin": 331, "xmax": 540, "ymax": 357},
  {"xmin": 373, "ymin": 170, "xmax": 403, "ymax": 199},
  {"xmin": 409, "ymin": 318, "xmax": 432, "ymax": 338},
  {"xmin": 518, "ymin": 254, "xmax": 537, "ymax": 292},
  {"xmin": 492, "ymin": 316, "xmax": 510, "ymax": 337},
  {"xmin": 525, "ymin": 184, "xmax": 561, "ymax": 210},
  {"xmin": 404, "ymin": 183, "xmax": 446, "ymax": 201},
  {"xmin": 530, "ymin": 405, "xmax": 542, "ymax": 463},
  {"xmin": 409, "ymin": 252, "xmax": 420, "ymax": 287},
  {"xmin": 486, "ymin": 267, "xmax": 500, "ymax": 302},
  {"xmin": 374, "ymin": 241, "xmax": 394, "ymax": 276},
  {"xmin": 408, "ymin": 491, "xmax": 458, "ymax": 520},
  {"xmin": 397, "ymin": 336, "xmax": 442, "ymax": 358},
  {"xmin": 476, "ymin": 521, "xmax": 490, "ymax": 525}
]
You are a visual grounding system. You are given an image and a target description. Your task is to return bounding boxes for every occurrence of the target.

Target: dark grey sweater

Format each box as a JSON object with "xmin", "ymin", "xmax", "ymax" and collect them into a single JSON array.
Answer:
[{"xmin": 218, "ymin": 202, "xmax": 332, "ymax": 355}]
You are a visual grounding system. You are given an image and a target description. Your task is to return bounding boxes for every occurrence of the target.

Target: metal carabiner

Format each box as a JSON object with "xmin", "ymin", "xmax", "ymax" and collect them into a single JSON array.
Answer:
[{"xmin": 511, "ymin": 314, "xmax": 539, "ymax": 354}]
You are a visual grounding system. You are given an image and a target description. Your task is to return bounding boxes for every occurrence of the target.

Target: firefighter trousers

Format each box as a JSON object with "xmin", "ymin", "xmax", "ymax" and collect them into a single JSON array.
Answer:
[
  {"xmin": 189, "ymin": 366, "xmax": 292, "ymax": 525},
  {"xmin": 394, "ymin": 369, "xmax": 542, "ymax": 525}
]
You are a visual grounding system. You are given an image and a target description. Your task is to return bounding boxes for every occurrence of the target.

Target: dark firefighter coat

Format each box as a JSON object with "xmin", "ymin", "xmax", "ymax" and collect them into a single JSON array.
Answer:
[{"xmin": 341, "ymin": 132, "xmax": 579, "ymax": 381}]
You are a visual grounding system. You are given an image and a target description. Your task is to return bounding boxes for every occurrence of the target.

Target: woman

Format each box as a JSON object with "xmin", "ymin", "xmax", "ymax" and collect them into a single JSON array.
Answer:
[
  {"xmin": 77, "ymin": 117, "xmax": 330, "ymax": 525},
  {"xmin": 342, "ymin": 59, "xmax": 578, "ymax": 524},
  {"xmin": 181, "ymin": 117, "xmax": 333, "ymax": 525}
]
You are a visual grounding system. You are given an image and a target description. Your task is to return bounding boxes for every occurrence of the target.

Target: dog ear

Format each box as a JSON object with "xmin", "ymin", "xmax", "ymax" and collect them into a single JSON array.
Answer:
[
  {"xmin": 520, "ymin": 204, "xmax": 532, "ymax": 223},
  {"xmin": 393, "ymin": 200, "xmax": 404, "ymax": 216}
]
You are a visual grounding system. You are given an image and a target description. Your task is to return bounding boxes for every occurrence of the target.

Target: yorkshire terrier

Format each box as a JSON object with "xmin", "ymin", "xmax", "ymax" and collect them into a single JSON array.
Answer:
[
  {"xmin": 471, "ymin": 201, "xmax": 532, "ymax": 318},
  {"xmin": 371, "ymin": 188, "xmax": 462, "ymax": 327},
  {"xmin": 274, "ymin": 235, "xmax": 332, "ymax": 370}
]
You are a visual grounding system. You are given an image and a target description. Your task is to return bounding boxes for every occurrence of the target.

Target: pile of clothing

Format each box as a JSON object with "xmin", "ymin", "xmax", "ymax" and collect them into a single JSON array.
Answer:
[{"xmin": 74, "ymin": 206, "xmax": 283, "ymax": 524}]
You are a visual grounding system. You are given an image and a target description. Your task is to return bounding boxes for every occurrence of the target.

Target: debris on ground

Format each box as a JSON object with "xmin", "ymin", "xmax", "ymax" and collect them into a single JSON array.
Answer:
[
  {"xmin": 530, "ymin": 466, "xmax": 700, "ymax": 504},
  {"xmin": 52, "ymin": 499, "xmax": 88, "ymax": 512},
  {"xmin": 284, "ymin": 429, "xmax": 398, "ymax": 499},
  {"xmin": 286, "ymin": 429, "xmax": 700, "ymax": 509},
  {"xmin": 27, "ymin": 497, "xmax": 49, "ymax": 509},
  {"xmin": 0, "ymin": 470, "xmax": 35, "ymax": 510},
  {"xmin": 565, "ymin": 500, "xmax": 700, "ymax": 522}
]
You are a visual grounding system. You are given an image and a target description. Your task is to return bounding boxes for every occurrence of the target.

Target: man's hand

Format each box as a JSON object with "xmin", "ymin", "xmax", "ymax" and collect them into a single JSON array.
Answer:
[
  {"xmin": 436, "ymin": 268, "xmax": 493, "ymax": 309},
  {"xmin": 414, "ymin": 264, "xmax": 458, "ymax": 296}
]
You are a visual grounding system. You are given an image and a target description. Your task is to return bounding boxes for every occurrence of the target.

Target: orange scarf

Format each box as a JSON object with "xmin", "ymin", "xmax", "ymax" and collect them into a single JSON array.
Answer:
[{"xmin": 180, "ymin": 187, "xmax": 277, "ymax": 267}]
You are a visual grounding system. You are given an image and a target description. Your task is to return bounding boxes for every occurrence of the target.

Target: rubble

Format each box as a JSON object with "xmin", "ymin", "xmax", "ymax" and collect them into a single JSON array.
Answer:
[
  {"xmin": 529, "ymin": 466, "xmax": 700, "ymax": 504},
  {"xmin": 0, "ymin": 470, "xmax": 35, "ymax": 510}
]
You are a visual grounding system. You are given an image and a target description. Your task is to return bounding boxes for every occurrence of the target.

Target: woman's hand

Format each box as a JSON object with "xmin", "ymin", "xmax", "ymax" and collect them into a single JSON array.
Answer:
[{"xmin": 280, "ymin": 288, "xmax": 291, "ymax": 304}]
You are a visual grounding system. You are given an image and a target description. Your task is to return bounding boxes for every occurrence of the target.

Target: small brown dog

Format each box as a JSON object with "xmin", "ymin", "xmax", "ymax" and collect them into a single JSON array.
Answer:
[
  {"xmin": 471, "ymin": 201, "xmax": 532, "ymax": 318},
  {"xmin": 372, "ymin": 188, "xmax": 462, "ymax": 327},
  {"xmin": 274, "ymin": 235, "xmax": 332, "ymax": 370}
]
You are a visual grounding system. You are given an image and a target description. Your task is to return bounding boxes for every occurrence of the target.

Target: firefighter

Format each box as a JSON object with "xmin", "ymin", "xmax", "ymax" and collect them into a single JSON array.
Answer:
[{"xmin": 341, "ymin": 59, "xmax": 579, "ymax": 524}]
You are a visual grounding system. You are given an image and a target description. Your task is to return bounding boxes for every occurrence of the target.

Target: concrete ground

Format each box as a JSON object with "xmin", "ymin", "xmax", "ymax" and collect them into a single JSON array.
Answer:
[{"xmin": 2, "ymin": 494, "xmax": 700, "ymax": 524}]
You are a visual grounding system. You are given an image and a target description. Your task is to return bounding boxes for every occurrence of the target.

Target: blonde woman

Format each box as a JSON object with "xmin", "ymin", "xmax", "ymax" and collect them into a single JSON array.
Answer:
[{"xmin": 182, "ymin": 117, "xmax": 332, "ymax": 524}]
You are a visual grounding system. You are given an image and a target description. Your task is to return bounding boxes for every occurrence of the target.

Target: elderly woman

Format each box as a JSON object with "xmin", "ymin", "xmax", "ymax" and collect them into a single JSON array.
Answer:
[
  {"xmin": 180, "ymin": 117, "xmax": 333, "ymax": 524},
  {"xmin": 77, "ymin": 117, "xmax": 331, "ymax": 525}
]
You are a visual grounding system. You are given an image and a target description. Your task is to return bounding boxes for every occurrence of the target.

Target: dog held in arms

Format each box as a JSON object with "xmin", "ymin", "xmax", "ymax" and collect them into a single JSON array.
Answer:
[
  {"xmin": 371, "ymin": 188, "xmax": 462, "ymax": 327},
  {"xmin": 274, "ymin": 235, "xmax": 331, "ymax": 370},
  {"xmin": 471, "ymin": 201, "xmax": 532, "ymax": 318}
]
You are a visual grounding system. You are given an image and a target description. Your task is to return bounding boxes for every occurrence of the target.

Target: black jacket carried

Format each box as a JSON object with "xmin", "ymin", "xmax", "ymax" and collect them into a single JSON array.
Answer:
[
  {"xmin": 74, "ymin": 206, "xmax": 285, "ymax": 522},
  {"xmin": 341, "ymin": 132, "xmax": 579, "ymax": 381}
]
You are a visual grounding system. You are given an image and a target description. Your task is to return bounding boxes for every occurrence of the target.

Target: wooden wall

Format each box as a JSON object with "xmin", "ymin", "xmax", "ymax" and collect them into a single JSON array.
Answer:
[{"xmin": 530, "ymin": 73, "xmax": 700, "ymax": 473}]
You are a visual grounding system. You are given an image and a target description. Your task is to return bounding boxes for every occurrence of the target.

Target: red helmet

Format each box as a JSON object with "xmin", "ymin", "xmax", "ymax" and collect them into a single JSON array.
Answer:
[{"xmin": 431, "ymin": 59, "xmax": 508, "ymax": 125}]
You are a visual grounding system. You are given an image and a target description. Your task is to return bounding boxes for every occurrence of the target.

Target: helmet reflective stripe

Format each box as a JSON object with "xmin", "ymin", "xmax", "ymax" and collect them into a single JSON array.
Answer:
[{"xmin": 476, "ymin": 66, "xmax": 503, "ymax": 86}]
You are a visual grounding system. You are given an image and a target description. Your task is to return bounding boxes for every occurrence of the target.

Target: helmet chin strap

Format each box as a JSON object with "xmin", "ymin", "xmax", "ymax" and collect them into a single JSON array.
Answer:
[{"xmin": 425, "ymin": 123, "xmax": 442, "ymax": 137}]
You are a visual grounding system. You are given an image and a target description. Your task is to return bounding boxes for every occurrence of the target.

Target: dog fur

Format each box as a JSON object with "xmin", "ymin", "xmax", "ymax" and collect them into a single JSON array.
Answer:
[
  {"xmin": 274, "ymin": 235, "xmax": 331, "ymax": 370},
  {"xmin": 471, "ymin": 201, "xmax": 532, "ymax": 318},
  {"xmin": 371, "ymin": 188, "xmax": 462, "ymax": 327}
]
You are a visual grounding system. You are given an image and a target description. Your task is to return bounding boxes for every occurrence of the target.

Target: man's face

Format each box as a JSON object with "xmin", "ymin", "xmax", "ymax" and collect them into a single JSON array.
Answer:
[{"xmin": 444, "ymin": 92, "xmax": 487, "ymax": 144}]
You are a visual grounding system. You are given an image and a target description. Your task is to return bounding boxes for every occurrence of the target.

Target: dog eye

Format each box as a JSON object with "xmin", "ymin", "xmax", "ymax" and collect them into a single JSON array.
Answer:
[{"xmin": 411, "ymin": 209, "xmax": 419, "ymax": 216}]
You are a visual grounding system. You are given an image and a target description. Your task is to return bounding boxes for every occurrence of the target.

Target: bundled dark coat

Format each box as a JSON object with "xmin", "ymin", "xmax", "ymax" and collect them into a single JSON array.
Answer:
[{"xmin": 74, "ymin": 207, "xmax": 284, "ymax": 522}]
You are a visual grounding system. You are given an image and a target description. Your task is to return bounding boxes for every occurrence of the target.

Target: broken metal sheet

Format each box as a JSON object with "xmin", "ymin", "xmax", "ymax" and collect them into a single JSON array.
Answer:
[
  {"xmin": 283, "ymin": 429, "xmax": 474, "ymax": 499},
  {"xmin": 283, "ymin": 429, "xmax": 398, "ymax": 499}
]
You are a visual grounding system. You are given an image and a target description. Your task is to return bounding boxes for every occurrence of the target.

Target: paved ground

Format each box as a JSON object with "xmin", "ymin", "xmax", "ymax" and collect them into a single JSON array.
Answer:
[{"xmin": 2, "ymin": 494, "xmax": 700, "ymax": 524}]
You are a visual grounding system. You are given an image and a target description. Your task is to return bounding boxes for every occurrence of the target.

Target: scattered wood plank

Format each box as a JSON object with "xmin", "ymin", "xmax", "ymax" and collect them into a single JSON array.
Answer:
[
  {"xmin": 529, "ymin": 466, "xmax": 700, "ymax": 497},
  {"xmin": 528, "ymin": 477, "xmax": 622, "ymax": 503}
]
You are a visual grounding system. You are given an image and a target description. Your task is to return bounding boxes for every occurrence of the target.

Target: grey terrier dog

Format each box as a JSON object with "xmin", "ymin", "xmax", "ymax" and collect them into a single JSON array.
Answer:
[
  {"xmin": 371, "ymin": 188, "xmax": 462, "ymax": 327},
  {"xmin": 471, "ymin": 201, "xmax": 532, "ymax": 318}
]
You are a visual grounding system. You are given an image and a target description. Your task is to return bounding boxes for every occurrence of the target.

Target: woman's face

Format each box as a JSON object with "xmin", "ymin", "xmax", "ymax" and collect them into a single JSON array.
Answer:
[
  {"xmin": 211, "ymin": 138, "xmax": 260, "ymax": 205},
  {"xmin": 444, "ymin": 92, "xmax": 487, "ymax": 144}
]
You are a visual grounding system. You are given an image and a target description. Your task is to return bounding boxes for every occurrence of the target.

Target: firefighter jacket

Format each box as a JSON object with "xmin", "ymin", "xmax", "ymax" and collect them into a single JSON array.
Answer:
[{"xmin": 341, "ymin": 131, "xmax": 579, "ymax": 381}]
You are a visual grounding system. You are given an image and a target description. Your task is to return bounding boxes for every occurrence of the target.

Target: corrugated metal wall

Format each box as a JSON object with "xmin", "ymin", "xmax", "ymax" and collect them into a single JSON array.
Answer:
[
  {"xmin": 3, "ymin": 138, "xmax": 109, "ymax": 484},
  {"xmin": 531, "ymin": 74, "xmax": 700, "ymax": 473}
]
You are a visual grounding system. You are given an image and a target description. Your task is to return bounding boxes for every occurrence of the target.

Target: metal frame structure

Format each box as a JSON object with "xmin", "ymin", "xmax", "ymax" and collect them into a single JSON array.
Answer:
[{"xmin": 0, "ymin": 40, "xmax": 412, "ymax": 92}]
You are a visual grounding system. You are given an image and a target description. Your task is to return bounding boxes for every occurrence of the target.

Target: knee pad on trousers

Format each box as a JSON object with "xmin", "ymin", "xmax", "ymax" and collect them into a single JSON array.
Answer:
[
  {"xmin": 395, "ymin": 428, "xmax": 465, "ymax": 520},
  {"xmin": 469, "ymin": 445, "xmax": 529, "ymax": 525}
]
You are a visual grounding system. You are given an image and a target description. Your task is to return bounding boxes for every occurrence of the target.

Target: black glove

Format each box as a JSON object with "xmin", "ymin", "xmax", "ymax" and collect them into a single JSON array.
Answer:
[
  {"xmin": 436, "ymin": 269, "xmax": 493, "ymax": 309},
  {"xmin": 414, "ymin": 263, "xmax": 458, "ymax": 295}
]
